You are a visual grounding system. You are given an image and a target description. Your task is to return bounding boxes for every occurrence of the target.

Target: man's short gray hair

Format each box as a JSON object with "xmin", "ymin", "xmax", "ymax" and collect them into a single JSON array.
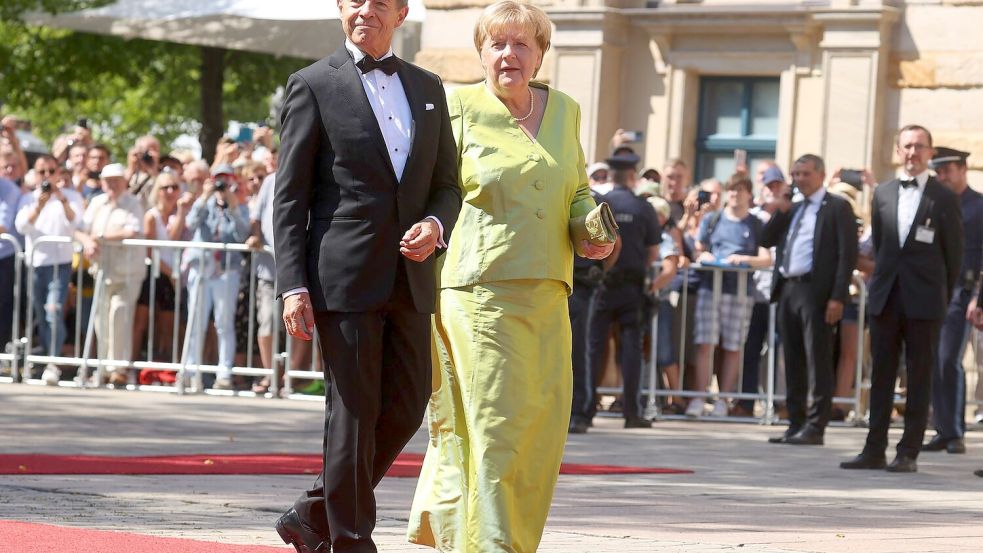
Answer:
[{"xmin": 794, "ymin": 154, "xmax": 825, "ymax": 174}]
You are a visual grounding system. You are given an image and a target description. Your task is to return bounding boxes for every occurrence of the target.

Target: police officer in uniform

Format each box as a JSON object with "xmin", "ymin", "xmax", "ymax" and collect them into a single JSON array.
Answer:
[
  {"xmin": 583, "ymin": 153, "xmax": 662, "ymax": 428},
  {"xmin": 569, "ymin": 189, "xmax": 615, "ymax": 434},
  {"xmin": 923, "ymin": 147, "xmax": 983, "ymax": 454}
]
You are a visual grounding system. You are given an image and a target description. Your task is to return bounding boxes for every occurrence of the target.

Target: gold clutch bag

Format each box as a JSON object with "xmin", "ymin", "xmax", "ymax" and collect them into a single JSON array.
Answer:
[{"xmin": 570, "ymin": 202, "xmax": 619, "ymax": 246}]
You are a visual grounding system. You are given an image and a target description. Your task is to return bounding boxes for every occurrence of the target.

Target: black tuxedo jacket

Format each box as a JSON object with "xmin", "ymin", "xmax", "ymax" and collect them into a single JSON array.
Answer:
[
  {"xmin": 273, "ymin": 47, "xmax": 462, "ymax": 313},
  {"xmin": 868, "ymin": 177, "xmax": 963, "ymax": 320},
  {"xmin": 761, "ymin": 191, "xmax": 858, "ymax": 305}
]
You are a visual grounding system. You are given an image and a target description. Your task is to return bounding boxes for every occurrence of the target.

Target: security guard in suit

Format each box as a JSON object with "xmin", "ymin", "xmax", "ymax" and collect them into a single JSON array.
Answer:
[
  {"xmin": 923, "ymin": 147, "xmax": 983, "ymax": 454},
  {"xmin": 584, "ymin": 153, "xmax": 662, "ymax": 428}
]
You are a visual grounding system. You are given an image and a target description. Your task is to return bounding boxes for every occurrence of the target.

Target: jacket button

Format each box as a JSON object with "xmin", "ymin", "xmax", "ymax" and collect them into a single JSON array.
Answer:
[
  {"xmin": 536, "ymin": 209, "xmax": 545, "ymax": 219},
  {"xmin": 528, "ymin": 154, "xmax": 540, "ymax": 162},
  {"xmin": 534, "ymin": 181, "xmax": 544, "ymax": 190}
]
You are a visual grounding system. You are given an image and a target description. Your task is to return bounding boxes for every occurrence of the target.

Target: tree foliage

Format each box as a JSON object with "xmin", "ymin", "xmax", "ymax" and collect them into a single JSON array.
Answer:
[{"xmin": 0, "ymin": 3, "xmax": 311, "ymax": 161}]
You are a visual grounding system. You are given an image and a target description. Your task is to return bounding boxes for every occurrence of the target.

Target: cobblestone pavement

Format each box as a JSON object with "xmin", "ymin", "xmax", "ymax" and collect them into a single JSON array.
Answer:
[{"xmin": 3, "ymin": 385, "xmax": 983, "ymax": 552}]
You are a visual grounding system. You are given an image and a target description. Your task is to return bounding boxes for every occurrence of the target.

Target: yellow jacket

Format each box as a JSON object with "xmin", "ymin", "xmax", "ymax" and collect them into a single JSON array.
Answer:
[{"xmin": 438, "ymin": 82, "xmax": 596, "ymax": 292}]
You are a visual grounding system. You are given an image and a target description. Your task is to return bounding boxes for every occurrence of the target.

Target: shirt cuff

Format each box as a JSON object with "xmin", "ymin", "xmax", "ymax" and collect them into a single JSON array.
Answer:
[
  {"xmin": 283, "ymin": 287, "xmax": 309, "ymax": 298},
  {"xmin": 425, "ymin": 216, "xmax": 447, "ymax": 248}
]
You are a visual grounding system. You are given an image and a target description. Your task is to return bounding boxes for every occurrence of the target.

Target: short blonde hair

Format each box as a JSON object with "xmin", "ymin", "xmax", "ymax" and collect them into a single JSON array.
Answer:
[{"xmin": 473, "ymin": 1, "xmax": 552, "ymax": 63}]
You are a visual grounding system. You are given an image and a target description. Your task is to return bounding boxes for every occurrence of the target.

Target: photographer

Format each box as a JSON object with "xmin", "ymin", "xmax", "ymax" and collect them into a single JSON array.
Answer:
[
  {"xmin": 15, "ymin": 155, "xmax": 84, "ymax": 384},
  {"xmin": 80, "ymin": 144, "xmax": 111, "ymax": 202},
  {"xmin": 1, "ymin": 116, "xmax": 29, "ymax": 185},
  {"xmin": 181, "ymin": 164, "xmax": 249, "ymax": 390},
  {"xmin": 126, "ymin": 135, "xmax": 161, "ymax": 210}
]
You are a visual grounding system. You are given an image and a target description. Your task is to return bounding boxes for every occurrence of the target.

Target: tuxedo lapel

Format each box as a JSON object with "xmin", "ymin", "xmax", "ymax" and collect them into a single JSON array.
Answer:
[
  {"xmin": 328, "ymin": 47, "xmax": 398, "ymax": 182},
  {"xmin": 395, "ymin": 60, "xmax": 423, "ymax": 187},
  {"xmin": 883, "ymin": 180, "xmax": 900, "ymax": 251}
]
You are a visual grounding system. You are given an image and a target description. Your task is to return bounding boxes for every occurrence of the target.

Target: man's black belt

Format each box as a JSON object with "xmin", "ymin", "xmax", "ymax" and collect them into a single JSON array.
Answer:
[{"xmin": 785, "ymin": 272, "xmax": 812, "ymax": 283}]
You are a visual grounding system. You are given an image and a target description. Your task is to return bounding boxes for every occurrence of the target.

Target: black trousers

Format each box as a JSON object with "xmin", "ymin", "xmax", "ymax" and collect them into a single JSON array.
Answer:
[
  {"xmin": 740, "ymin": 302, "xmax": 770, "ymax": 412},
  {"xmin": 569, "ymin": 282, "xmax": 596, "ymax": 423},
  {"xmin": 932, "ymin": 288, "xmax": 972, "ymax": 439},
  {"xmin": 779, "ymin": 280, "xmax": 835, "ymax": 431},
  {"xmin": 0, "ymin": 255, "xmax": 14, "ymax": 348},
  {"xmin": 293, "ymin": 263, "xmax": 431, "ymax": 553},
  {"xmin": 865, "ymin": 281, "xmax": 941, "ymax": 459},
  {"xmin": 586, "ymin": 284, "xmax": 645, "ymax": 420}
]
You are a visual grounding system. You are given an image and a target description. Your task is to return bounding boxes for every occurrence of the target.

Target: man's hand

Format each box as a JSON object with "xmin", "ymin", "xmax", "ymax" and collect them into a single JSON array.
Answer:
[
  {"xmin": 968, "ymin": 297, "xmax": 983, "ymax": 330},
  {"xmin": 245, "ymin": 235, "xmax": 263, "ymax": 250},
  {"xmin": 79, "ymin": 234, "xmax": 99, "ymax": 258},
  {"xmin": 825, "ymin": 299, "xmax": 844, "ymax": 325},
  {"xmin": 400, "ymin": 219, "xmax": 439, "ymax": 262},
  {"xmin": 580, "ymin": 240, "xmax": 614, "ymax": 260},
  {"xmin": 283, "ymin": 292, "xmax": 315, "ymax": 341}
]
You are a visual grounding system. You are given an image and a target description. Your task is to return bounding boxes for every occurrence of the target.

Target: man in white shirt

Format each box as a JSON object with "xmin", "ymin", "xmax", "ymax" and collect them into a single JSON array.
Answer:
[
  {"xmin": 74, "ymin": 163, "xmax": 146, "ymax": 386},
  {"xmin": 841, "ymin": 125, "xmax": 963, "ymax": 473},
  {"xmin": 15, "ymin": 155, "xmax": 84, "ymax": 383}
]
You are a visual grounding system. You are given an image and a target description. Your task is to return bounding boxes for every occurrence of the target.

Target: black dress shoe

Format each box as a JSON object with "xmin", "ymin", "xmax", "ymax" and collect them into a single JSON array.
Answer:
[
  {"xmin": 921, "ymin": 434, "xmax": 949, "ymax": 452},
  {"xmin": 568, "ymin": 418, "xmax": 588, "ymax": 434},
  {"xmin": 840, "ymin": 453, "xmax": 887, "ymax": 470},
  {"xmin": 275, "ymin": 508, "xmax": 330, "ymax": 553},
  {"xmin": 947, "ymin": 438, "xmax": 966, "ymax": 454},
  {"xmin": 624, "ymin": 417, "xmax": 653, "ymax": 429},
  {"xmin": 768, "ymin": 427, "xmax": 801, "ymax": 444},
  {"xmin": 886, "ymin": 454, "xmax": 918, "ymax": 473},
  {"xmin": 974, "ymin": 468, "xmax": 983, "ymax": 478},
  {"xmin": 785, "ymin": 426, "xmax": 824, "ymax": 446}
]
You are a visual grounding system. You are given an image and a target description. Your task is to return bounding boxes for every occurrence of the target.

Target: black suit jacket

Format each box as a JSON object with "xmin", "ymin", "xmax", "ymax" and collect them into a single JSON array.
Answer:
[
  {"xmin": 273, "ymin": 47, "xmax": 462, "ymax": 313},
  {"xmin": 868, "ymin": 177, "xmax": 963, "ymax": 320},
  {"xmin": 761, "ymin": 191, "xmax": 858, "ymax": 305}
]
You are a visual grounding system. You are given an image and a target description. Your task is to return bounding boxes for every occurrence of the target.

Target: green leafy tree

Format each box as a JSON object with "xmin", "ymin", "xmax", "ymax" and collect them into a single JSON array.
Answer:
[{"xmin": 0, "ymin": 2, "xmax": 310, "ymax": 162}]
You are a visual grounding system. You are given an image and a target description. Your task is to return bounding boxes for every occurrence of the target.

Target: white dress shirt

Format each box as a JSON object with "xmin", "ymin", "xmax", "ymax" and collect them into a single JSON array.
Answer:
[
  {"xmin": 897, "ymin": 169, "xmax": 929, "ymax": 247},
  {"xmin": 283, "ymin": 41, "xmax": 444, "ymax": 300},
  {"xmin": 14, "ymin": 187, "xmax": 85, "ymax": 267},
  {"xmin": 782, "ymin": 187, "xmax": 826, "ymax": 277}
]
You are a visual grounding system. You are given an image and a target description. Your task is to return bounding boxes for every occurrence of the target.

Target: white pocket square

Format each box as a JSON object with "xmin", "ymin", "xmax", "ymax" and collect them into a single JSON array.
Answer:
[{"xmin": 425, "ymin": 103, "xmax": 435, "ymax": 111}]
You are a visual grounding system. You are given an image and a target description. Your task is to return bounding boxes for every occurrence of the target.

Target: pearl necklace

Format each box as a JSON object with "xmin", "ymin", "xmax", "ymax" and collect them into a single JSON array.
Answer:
[{"xmin": 513, "ymin": 87, "xmax": 535, "ymax": 122}]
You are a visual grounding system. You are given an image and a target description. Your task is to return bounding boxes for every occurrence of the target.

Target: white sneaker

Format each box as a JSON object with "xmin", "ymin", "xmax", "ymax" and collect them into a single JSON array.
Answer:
[
  {"xmin": 711, "ymin": 399, "xmax": 729, "ymax": 418},
  {"xmin": 212, "ymin": 376, "xmax": 234, "ymax": 390},
  {"xmin": 685, "ymin": 399, "xmax": 705, "ymax": 418},
  {"xmin": 41, "ymin": 364, "xmax": 61, "ymax": 386}
]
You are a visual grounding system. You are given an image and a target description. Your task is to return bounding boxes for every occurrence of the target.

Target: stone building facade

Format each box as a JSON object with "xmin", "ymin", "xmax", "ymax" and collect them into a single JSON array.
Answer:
[{"xmin": 414, "ymin": 0, "xmax": 983, "ymax": 185}]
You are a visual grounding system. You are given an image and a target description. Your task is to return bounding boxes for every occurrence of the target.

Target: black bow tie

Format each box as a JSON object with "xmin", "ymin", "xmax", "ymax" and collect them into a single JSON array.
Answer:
[
  {"xmin": 356, "ymin": 55, "xmax": 398, "ymax": 76},
  {"xmin": 900, "ymin": 177, "xmax": 918, "ymax": 189}
]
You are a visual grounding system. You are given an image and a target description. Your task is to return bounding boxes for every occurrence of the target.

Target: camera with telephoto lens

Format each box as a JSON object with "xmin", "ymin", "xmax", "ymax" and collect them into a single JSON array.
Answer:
[
  {"xmin": 140, "ymin": 151, "xmax": 154, "ymax": 165},
  {"xmin": 40, "ymin": 180, "xmax": 52, "ymax": 193},
  {"xmin": 213, "ymin": 178, "xmax": 228, "ymax": 192}
]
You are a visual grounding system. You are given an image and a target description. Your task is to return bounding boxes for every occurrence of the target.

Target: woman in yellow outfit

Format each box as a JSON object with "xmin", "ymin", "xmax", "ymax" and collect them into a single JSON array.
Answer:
[{"xmin": 407, "ymin": 2, "xmax": 613, "ymax": 551}]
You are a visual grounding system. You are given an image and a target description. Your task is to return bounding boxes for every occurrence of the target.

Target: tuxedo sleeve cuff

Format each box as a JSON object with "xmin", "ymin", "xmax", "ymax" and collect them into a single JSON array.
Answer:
[
  {"xmin": 283, "ymin": 287, "xmax": 309, "ymax": 298},
  {"xmin": 426, "ymin": 216, "xmax": 447, "ymax": 248}
]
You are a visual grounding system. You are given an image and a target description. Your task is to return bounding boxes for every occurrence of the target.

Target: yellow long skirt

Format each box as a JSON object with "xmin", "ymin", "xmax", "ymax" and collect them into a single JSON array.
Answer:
[{"xmin": 407, "ymin": 279, "xmax": 572, "ymax": 553}]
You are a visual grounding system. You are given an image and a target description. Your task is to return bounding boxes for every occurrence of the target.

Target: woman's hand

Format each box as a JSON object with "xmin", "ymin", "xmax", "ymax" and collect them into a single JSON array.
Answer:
[{"xmin": 580, "ymin": 240, "xmax": 614, "ymax": 260}]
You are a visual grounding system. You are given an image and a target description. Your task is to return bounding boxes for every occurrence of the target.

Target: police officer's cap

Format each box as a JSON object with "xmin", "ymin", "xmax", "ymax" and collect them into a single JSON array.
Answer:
[
  {"xmin": 931, "ymin": 146, "xmax": 969, "ymax": 168},
  {"xmin": 605, "ymin": 153, "xmax": 640, "ymax": 171}
]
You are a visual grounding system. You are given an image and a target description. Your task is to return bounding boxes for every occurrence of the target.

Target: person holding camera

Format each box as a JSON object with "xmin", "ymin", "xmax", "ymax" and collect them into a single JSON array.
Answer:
[
  {"xmin": 74, "ymin": 163, "xmax": 146, "ymax": 387},
  {"xmin": 0, "ymin": 170, "xmax": 22, "ymax": 353},
  {"xmin": 15, "ymin": 155, "xmax": 84, "ymax": 383},
  {"xmin": 80, "ymin": 145, "xmax": 111, "ymax": 202},
  {"xmin": 126, "ymin": 135, "xmax": 161, "ymax": 210},
  {"xmin": 181, "ymin": 164, "xmax": 249, "ymax": 390}
]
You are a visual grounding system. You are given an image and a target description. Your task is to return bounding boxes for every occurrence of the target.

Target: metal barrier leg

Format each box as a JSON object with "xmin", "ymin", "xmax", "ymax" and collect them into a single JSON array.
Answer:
[
  {"xmin": 79, "ymin": 272, "xmax": 106, "ymax": 388},
  {"xmin": 645, "ymin": 303, "xmax": 661, "ymax": 420},
  {"xmin": 765, "ymin": 303, "xmax": 777, "ymax": 424}
]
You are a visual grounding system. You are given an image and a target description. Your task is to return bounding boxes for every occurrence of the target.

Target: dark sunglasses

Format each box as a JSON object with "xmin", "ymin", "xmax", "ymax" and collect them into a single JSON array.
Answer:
[{"xmin": 38, "ymin": 168, "xmax": 57, "ymax": 176}]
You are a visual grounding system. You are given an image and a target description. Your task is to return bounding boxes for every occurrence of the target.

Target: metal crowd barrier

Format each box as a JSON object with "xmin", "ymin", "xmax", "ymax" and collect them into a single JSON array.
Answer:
[
  {"xmin": 592, "ymin": 261, "xmax": 869, "ymax": 426},
  {"xmin": 13, "ymin": 236, "xmax": 326, "ymax": 399}
]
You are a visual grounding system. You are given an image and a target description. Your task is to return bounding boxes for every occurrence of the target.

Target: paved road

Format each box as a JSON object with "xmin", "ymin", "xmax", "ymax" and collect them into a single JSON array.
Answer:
[{"xmin": 2, "ymin": 385, "xmax": 982, "ymax": 552}]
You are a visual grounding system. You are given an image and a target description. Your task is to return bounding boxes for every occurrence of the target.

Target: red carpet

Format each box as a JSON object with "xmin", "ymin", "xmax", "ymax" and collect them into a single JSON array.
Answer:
[
  {"xmin": 0, "ymin": 520, "xmax": 287, "ymax": 553},
  {"xmin": 0, "ymin": 453, "xmax": 691, "ymax": 476}
]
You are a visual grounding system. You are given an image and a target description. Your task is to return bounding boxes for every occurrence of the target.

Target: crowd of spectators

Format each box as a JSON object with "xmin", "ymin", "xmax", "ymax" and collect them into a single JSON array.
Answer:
[
  {"xmin": 0, "ymin": 115, "xmax": 319, "ymax": 394},
  {"xmin": 577, "ymin": 129, "xmax": 982, "ymax": 429}
]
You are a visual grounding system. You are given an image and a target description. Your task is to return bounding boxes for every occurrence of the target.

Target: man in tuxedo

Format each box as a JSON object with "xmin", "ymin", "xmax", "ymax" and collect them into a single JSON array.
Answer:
[
  {"xmin": 271, "ymin": 0, "xmax": 461, "ymax": 550},
  {"xmin": 762, "ymin": 154, "xmax": 857, "ymax": 446},
  {"xmin": 841, "ymin": 125, "xmax": 963, "ymax": 473}
]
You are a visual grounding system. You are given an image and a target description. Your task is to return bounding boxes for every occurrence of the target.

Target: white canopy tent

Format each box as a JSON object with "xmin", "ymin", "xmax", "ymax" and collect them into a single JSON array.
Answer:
[{"xmin": 28, "ymin": 0, "xmax": 426, "ymax": 60}]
